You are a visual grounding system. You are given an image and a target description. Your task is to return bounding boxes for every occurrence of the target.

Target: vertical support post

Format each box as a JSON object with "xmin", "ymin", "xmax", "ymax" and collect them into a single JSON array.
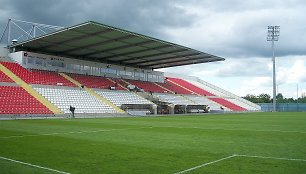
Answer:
[
  {"xmin": 297, "ymin": 84, "xmax": 299, "ymax": 111},
  {"xmin": 169, "ymin": 105, "xmax": 174, "ymax": 114},
  {"xmin": 267, "ymin": 26, "xmax": 280, "ymax": 112},
  {"xmin": 33, "ymin": 25, "xmax": 36, "ymax": 38},
  {"xmin": 152, "ymin": 104, "xmax": 157, "ymax": 115},
  {"xmin": 7, "ymin": 19, "xmax": 11, "ymax": 46},
  {"xmin": 272, "ymin": 39, "xmax": 276, "ymax": 112}
]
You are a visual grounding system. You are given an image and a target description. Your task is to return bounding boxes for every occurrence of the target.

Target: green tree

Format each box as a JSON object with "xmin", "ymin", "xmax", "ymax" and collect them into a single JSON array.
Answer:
[
  {"xmin": 258, "ymin": 93, "xmax": 271, "ymax": 103},
  {"xmin": 243, "ymin": 94, "xmax": 258, "ymax": 103},
  {"xmin": 298, "ymin": 94, "xmax": 306, "ymax": 103},
  {"xmin": 243, "ymin": 93, "xmax": 306, "ymax": 103},
  {"xmin": 276, "ymin": 93, "xmax": 285, "ymax": 103},
  {"xmin": 243, "ymin": 93, "xmax": 271, "ymax": 103}
]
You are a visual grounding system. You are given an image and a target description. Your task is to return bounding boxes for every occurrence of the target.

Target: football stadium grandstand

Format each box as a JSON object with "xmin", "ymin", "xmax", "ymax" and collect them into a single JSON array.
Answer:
[{"xmin": 0, "ymin": 19, "xmax": 261, "ymax": 117}]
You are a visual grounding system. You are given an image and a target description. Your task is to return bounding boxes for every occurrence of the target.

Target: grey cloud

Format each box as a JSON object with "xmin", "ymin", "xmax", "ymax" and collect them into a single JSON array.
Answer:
[
  {"xmin": 164, "ymin": 0, "xmax": 306, "ymax": 58},
  {"xmin": 1, "ymin": 0, "xmax": 306, "ymax": 59},
  {"xmin": 160, "ymin": 63, "xmax": 217, "ymax": 76},
  {"xmin": 0, "ymin": 0, "xmax": 196, "ymax": 39},
  {"xmin": 214, "ymin": 58, "xmax": 271, "ymax": 77}
]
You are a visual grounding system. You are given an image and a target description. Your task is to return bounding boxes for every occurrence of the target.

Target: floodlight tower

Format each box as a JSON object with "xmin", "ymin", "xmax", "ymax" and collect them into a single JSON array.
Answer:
[{"xmin": 267, "ymin": 26, "xmax": 280, "ymax": 112}]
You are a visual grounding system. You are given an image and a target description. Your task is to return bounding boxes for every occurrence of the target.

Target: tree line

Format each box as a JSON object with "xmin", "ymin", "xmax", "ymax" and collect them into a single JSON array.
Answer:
[{"xmin": 243, "ymin": 93, "xmax": 306, "ymax": 103}]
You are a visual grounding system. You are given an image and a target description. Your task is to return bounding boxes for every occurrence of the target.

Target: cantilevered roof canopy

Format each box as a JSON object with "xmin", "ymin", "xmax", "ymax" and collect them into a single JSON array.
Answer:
[{"xmin": 10, "ymin": 21, "xmax": 225, "ymax": 69}]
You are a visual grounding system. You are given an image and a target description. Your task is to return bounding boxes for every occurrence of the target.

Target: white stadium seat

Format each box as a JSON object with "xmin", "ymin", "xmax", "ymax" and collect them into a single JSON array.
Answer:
[
  {"xmin": 94, "ymin": 89, "xmax": 153, "ymax": 107},
  {"xmin": 34, "ymin": 87, "xmax": 118, "ymax": 114}
]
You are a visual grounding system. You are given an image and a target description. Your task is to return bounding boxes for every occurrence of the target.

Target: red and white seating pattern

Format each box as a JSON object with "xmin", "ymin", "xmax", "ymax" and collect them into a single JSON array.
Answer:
[
  {"xmin": 0, "ymin": 86, "xmax": 52, "ymax": 114},
  {"xmin": 0, "ymin": 61, "xmax": 259, "ymax": 115},
  {"xmin": 183, "ymin": 95, "xmax": 230, "ymax": 111},
  {"xmin": 164, "ymin": 77, "xmax": 247, "ymax": 111},
  {"xmin": 209, "ymin": 97, "xmax": 246, "ymax": 111},
  {"xmin": 126, "ymin": 79, "xmax": 166, "ymax": 93},
  {"xmin": 166, "ymin": 77, "xmax": 214, "ymax": 96},
  {"xmin": 0, "ymin": 62, "xmax": 75, "ymax": 86}
]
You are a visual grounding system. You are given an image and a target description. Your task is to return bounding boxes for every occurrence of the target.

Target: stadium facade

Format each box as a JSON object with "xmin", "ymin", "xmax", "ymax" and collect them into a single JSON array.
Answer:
[{"xmin": 0, "ymin": 20, "xmax": 260, "ymax": 118}]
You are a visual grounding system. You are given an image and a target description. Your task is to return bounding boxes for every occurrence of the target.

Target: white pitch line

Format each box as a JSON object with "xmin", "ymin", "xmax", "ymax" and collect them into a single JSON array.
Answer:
[
  {"xmin": 0, "ymin": 127, "xmax": 150, "ymax": 139},
  {"xmin": 173, "ymin": 154, "xmax": 306, "ymax": 174},
  {"xmin": 0, "ymin": 156, "xmax": 70, "ymax": 174},
  {"xmin": 154, "ymin": 125, "xmax": 306, "ymax": 134},
  {"xmin": 236, "ymin": 154, "xmax": 306, "ymax": 162},
  {"xmin": 173, "ymin": 154, "xmax": 237, "ymax": 174}
]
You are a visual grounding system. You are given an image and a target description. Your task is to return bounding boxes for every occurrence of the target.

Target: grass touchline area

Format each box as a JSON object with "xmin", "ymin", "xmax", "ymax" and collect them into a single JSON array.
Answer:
[
  {"xmin": 0, "ymin": 156, "xmax": 70, "ymax": 174},
  {"xmin": 0, "ymin": 112, "xmax": 305, "ymax": 174},
  {"xmin": 1, "ymin": 125, "xmax": 305, "ymax": 140},
  {"xmin": 0, "ymin": 127, "xmax": 151, "ymax": 139},
  {"xmin": 174, "ymin": 154, "xmax": 306, "ymax": 174},
  {"xmin": 174, "ymin": 154, "xmax": 237, "ymax": 174},
  {"xmin": 236, "ymin": 154, "xmax": 306, "ymax": 162}
]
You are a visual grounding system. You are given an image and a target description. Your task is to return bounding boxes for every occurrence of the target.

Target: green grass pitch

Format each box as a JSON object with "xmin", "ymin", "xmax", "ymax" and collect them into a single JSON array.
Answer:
[{"xmin": 0, "ymin": 112, "xmax": 306, "ymax": 174}]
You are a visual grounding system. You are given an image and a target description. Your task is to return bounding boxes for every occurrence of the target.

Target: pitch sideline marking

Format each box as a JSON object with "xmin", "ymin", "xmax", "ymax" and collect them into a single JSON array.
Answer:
[
  {"xmin": 173, "ymin": 154, "xmax": 306, "ymax": 173},
  {"xmin": 154, "ymin": 125, "xmax": 306, "ymax": 134},
  {"xmin": 236, "ymin": 154, "xmax": 306, "ymax": 162},
  {"xmin": 0, "ymin": 156, "xmax": 70, "ymax": 174},
  {"xmin": 173, "ymin": 154, "xmax": 237, "ymax": 174},
  {"xmin": 0, "ymin": 127, "xmax": 151, "ymax": 139}
]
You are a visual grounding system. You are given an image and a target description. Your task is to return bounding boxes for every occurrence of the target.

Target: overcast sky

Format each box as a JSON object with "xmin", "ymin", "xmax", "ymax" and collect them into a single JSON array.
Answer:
[{"xmin": 1, "ymin": 0, "xmax": 305, "ymax": 98}]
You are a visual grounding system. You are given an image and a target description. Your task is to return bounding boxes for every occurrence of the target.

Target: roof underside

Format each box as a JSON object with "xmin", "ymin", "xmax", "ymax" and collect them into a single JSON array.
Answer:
[{"xmin": 11, "ymin": 21, "xmax": 225, "ymax": 69}]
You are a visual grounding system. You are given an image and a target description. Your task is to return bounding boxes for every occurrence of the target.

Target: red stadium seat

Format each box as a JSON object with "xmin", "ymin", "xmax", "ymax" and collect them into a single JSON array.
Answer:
[
  {"xmin": 209, "ymin": 98, "xmax": 247, "ymax": 111},
  {"xmin": 163, "ymin": 77, "xmax": 247, "ymax": 111},
  {"xmin": 0, "ymin": 86, "xmax": 53, "ymax": 114},
  {"xmin": 126, "ymin": 79, "xmax": 167, "ymax": 93},
  {"xmin": 166, "ymin": 77, "xmax": 214, "ymax": 96},
  {"xmin": 0, "ymin": 71, "xmax": 14, "ymax": 83},
  {"xmin": 0, "ymin": 62, "xmax": 76, "ymax": 87},
  {"xmin": 68, "ymin": 73, "xmax": 126, "ymax": 90},
  {"xmin": 158, "ymin": 79, "xmax": 192, "ymax": 94}
]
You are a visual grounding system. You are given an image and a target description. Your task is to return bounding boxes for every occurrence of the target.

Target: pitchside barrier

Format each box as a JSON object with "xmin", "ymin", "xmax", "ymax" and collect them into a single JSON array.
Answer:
[{"xmin": 259, "ymin": 103, "xmax": 306, "ymax": 112}]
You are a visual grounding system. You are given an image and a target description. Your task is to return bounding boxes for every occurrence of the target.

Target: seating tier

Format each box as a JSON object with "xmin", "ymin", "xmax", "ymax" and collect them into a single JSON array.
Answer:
[
  {"xmin": 95, "ymin": 90, "xmax": 152, "ymax": 107},
  {"xmin": 68, "ymin": 74, "xmax": 125, "ymax": 90},
  {"xmin": 183, "ymin": 95, "xmax": 230, "ymax": 111},
  {"xmin": 153, "ymin": 93, "xmax": 195, "ymax": 105},
  {"xmin": 158, "ymin": 80, "xmax": 192, "ymax": 94},
  {"xmin": 0, "ymin": 71, "xmax": 14, "ymax": 83},
  {"xmin": 126, "ymin": 80, "xmax": 166, "ymax": 93},
  {"xmin": 167, "ymin": 77, "xmax": 214, "ymax": 96},
  {"xmin": 34, "ymin": 87, "xmax": 118, "ymax": 114},
  {"xmin": 0, "ymin": 86, "xmax": 52, "ymax": 114},
  {"xmin": 209, "ymin": 98, "xmax": 247, "ymax": 111},
  {"xmin": 0, "ymin": 62, "xmax": 76, "ymax": 86}
]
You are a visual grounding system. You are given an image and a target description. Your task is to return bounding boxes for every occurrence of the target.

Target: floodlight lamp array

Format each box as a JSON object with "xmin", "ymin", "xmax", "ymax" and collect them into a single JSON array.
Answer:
[{"xmin": 267, "ymin": 26, "xmax": 280, "ymax": 41}]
